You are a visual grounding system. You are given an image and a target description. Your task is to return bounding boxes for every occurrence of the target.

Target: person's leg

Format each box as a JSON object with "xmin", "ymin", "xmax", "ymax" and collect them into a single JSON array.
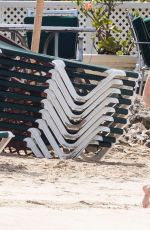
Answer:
[
  {"xmin": 142, "ymin": 185, "xmax": 150, "ymax": 208},
  {"xmin": 143, "ymin": 72, "xmax": 150, "ymax": 107},
  {"xmin": 142, "ymin": 73, "xmax": 150, "ymax": 208}
]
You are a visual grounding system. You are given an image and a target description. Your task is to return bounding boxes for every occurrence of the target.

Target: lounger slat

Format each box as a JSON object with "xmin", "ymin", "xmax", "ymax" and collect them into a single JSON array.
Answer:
[
  {"xmin": 68, "ymin": 71, "xmax": 137, "ymax": 86},
  {"xmin": 0, "ymin": 79, "xmax": 46, "ymax": 92},
  {"xmin": 0, "ymin": 111, "xmax": 40, "ymax": 121},
  {"xmin": 0, "ymin": 91, "xmax": 44, "ymax": 102},
  {"xmin": 0, "ymin": 101, "xmax": 40, "ymax": 113},
  {"xmin": 0, "ymin": 122, "xmax": 33, "ymax": 131},
  {"xmin": 0, "ymin": 57, "xmax": 52, "ymax": 72},
  {"xmin": 0, "ymin": 68, "xmax": 50, "ymax": 82}
]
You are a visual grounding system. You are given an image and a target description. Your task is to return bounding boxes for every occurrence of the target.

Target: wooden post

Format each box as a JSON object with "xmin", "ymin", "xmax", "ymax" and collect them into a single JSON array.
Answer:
[
  {"xmin": 30, "ymin": 0, "xmax": 44, "ymax": 86},
  {"xmin": 31, "ymin": 0, "xmax": 45, "ymax": 53}
]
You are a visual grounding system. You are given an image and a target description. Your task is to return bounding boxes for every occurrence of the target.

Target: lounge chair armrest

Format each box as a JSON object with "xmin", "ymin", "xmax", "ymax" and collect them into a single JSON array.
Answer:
[{"xmin": 135, "ymin": 41, "xmax": 150, "ymax": 44}]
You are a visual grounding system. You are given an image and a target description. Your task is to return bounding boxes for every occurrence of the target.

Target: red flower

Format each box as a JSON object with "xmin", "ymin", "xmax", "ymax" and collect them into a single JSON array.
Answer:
[{"xmin": 83, "ymin": 2, "xmax": 92, "ymax": 11}]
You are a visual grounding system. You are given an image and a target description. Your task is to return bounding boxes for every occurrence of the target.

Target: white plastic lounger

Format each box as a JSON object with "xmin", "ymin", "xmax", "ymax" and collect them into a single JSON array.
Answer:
[
  {"xmin": 48, "ymin": 71, "xmax": 123, "ymax": 111},
  {"xmin": 44, "ymin": 88, "xmax": 120, "ymax": 122},
  {"xmin": 0, "ymin": 131, "xmax": 14, "ymax": 153},
  {"xmin": 27, "ymin": 128, "xmax": 53, "ymax": 159},
  {"xmin": 38, "ymin": 109, "xmax": 115, "ymax": 147},
  {"xmin": 46, "ymin": 81, "xmax": 122, "ymax": 114},
  {"xmin": 39, "ymin": 104, "xmax": 119, "ymax": 140},
  {"xmin": 52, "ymin": 60, "xmax": 126, "ymax": 102},
  {"xmin": 38, "ymin": 109, "xmax": 122, "ymax": 147},
  {"xmin": 42, "ymin": 97, "xmax": 119, "ymax": 130},
  {"xmin": 36, "ymin": 119, "xmax": 108, "ymax": 149},
  {"xmin": 24, "ymin": 137, "xmax": 44, "ymax": 158},
  {"xmin": 28, "ymin": 124, "xmax": 112, "ymax": 159}
]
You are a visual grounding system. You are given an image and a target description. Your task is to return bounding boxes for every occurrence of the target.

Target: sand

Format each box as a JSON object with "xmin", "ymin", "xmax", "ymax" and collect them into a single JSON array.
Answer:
[
  {"xmin": 0, "ymin": 141, "xmax": 150, "ymax": 230},
  {"xmin": 0, "ymin": 97, "xmax": 150, "ymax": 229}
]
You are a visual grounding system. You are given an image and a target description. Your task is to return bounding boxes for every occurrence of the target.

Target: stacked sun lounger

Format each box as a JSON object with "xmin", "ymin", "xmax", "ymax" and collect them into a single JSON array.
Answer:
[
  {"xmin": 0, "ymin": 38, "xmax": 139, "ymax": 160},
  {"xmin": 0, "ymin": 131, "xmax": 14, "ymax": 153}
]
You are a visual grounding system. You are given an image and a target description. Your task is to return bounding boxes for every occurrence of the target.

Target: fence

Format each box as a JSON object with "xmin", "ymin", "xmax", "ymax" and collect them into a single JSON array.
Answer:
[{"xmin": 0, "ymin": 1, "xmax": 150, "ymax": 54}]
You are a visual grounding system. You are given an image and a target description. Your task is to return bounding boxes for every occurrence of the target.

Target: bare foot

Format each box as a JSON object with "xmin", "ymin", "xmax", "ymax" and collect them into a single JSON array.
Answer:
[{"xmin": 142, "ymin": 185, "xmax": 150, "ymax": 208}]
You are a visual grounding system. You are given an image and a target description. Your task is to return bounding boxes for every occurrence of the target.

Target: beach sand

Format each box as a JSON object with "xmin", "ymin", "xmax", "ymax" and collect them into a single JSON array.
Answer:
[{"xmin": 0, "ymin": 141, "xmax": 150, "ymax": 230}]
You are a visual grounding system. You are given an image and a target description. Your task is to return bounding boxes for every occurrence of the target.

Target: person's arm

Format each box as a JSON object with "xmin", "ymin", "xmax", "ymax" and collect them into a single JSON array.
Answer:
[{"xmin": 143, "ymin": 71, "xmax": 150, "ymax": 108}]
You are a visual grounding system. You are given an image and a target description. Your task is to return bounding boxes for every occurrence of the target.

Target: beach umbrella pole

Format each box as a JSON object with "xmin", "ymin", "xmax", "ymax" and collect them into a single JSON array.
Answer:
[{"xmin": 31, "ymin": 0, "xmax": 45, "ymax": 53}]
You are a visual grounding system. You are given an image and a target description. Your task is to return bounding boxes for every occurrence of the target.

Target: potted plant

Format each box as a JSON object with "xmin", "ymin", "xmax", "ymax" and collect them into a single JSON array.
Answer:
[{"xmin": 74, "ymin": 0, "xmax": 137, "ymax": 69}]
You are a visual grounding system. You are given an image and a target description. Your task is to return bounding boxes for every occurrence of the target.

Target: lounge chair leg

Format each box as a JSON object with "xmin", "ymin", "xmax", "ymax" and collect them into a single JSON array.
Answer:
[
  {"xmin": 28, "ymin": 128, "xmax": 53, "ymax": 159},
  {"xmin": 0, "ymin": 131, "xmax": 14, "ymax": 153},
  {"xmin": 24, "ymin": 137, "xmax": 44, "ymax": 158}
]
